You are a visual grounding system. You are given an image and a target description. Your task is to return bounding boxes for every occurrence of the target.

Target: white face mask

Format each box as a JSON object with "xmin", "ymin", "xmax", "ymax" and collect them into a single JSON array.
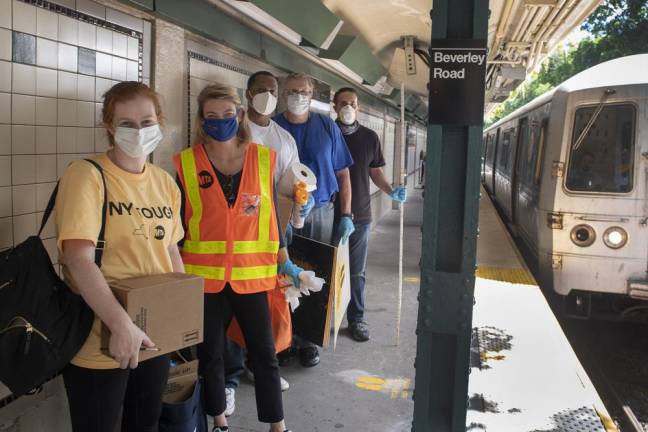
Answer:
[
  {"xmin": 339, "ymin": 105, "xmax": 357, "ymax": 125},
  {"xmin": 113, "ymin": 124, "xmax": 163, "ymax": 158},
  {"xmin": 286, "ymin": 94, "xmax": 311, "ymax": 116},
  {"xmin": 251, "ymin": 91, "xmax": 278, "ymax": 116}
]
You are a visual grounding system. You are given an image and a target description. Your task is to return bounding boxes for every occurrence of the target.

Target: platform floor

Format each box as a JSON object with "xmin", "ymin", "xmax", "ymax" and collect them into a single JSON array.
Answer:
[{"xmin": 227, "ymin": 192, "xmax": 424, "ymax": 432}]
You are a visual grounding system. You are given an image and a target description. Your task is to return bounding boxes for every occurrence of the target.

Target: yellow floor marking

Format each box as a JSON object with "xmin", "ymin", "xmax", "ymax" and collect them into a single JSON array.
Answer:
[
  {"xmin": 404, "ymin": 277, "xmax": 420, "ymax": 283},
  {"xmin": 476, "ymin": 266, "xmax": 537, "ymax": 285},
  {"xmin": 355, "ymin": 376, "xmax": 411, "ymax": 400}
]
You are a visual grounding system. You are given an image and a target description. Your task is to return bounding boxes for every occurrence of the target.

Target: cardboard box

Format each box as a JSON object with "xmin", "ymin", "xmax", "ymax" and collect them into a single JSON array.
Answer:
[
  {"xmin": 164, "ymin": 359, "xmax": 199, "ymax": 403},
  {"xmin": 102, "ymin": 273, "xmax": 204, "ymax": 361}
]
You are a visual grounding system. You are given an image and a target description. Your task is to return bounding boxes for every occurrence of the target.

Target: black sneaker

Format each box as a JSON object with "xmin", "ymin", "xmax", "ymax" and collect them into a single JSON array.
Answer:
[
  {"xmin": 277, "ymin": 347, "xmax": 296, "ymax": 367},
  {"xmin": 298, "ymin": 346, "xmax": 320, "ymax": 367},
  {"xmin": 349, "ymin": 321, "xmax": 370, "ymax": 342}
]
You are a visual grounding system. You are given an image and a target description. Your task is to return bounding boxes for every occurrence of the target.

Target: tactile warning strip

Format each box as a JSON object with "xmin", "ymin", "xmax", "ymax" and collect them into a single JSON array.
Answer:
[{"xmin": 476, "ymin": 266, "xmax": 537, "ymax": 285}]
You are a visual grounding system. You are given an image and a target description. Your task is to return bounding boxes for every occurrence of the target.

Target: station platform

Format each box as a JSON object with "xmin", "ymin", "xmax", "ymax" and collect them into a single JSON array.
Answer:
[{"xmin": 0, "ymin": 189, "xmax": 614, "ymax": 432}]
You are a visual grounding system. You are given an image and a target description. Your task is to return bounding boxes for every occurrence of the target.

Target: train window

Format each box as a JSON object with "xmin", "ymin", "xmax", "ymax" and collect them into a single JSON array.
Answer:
[
  {"xmin": 534, "ymin": 122, "xmax": 547, "ymax": 185},
  {"xmin": 566, "ymin": 104, "xmax": 635, "ymax": 193},
  {"xmin": 499, "ymin": 130, "xmax": 513, "ymax": 172}
]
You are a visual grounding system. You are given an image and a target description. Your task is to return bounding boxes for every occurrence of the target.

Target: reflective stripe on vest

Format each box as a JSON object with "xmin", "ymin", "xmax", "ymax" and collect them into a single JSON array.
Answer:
[
  {"xmin": 180, "ymin": 149, "xmax": 203, "ymax": 245},
  {"xmin": 184, "ymin": 264, "xmax": 226, "ymax": 280},
  {"xmin": 231, "ymin": 264, "xmax": 277, "ymax": 281}
]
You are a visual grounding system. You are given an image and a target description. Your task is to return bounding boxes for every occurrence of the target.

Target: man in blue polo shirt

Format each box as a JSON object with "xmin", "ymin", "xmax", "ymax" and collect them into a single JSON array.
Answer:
[{"xmin": 274, "ymin": 72, "xmax": 354, "ymax": 367}]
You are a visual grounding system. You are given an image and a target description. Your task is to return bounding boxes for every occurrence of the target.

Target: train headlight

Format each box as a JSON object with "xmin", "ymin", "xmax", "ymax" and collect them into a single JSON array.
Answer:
[
  {"xmin": 570, "ymin": 224, "xmax": 596, "ymax": 247},
  {"xmin": 603, "ymin": 226, "xmax": 628, "ymax": 249}
]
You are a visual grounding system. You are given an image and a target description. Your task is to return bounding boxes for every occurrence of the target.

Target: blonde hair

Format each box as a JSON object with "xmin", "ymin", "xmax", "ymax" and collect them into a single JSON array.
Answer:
[{"xmin": 193, "ymin": 84, "xmax": 251, "ymax": 145}]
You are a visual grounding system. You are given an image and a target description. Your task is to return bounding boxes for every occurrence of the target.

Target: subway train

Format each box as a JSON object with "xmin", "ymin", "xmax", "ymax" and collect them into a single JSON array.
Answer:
[{"xmin": 482, "ymin": 54, "xmax": 648, "ymax": 320}]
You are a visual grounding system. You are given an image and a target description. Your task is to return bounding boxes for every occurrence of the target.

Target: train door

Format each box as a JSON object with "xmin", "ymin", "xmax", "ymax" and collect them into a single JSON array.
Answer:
[
  {"xmin": 512, "ymin": 117, "xmax": 529, "ymax": 226},
  {"xmin": 491, "ymin": 128, "xmax": 500, "ymax": 195}
]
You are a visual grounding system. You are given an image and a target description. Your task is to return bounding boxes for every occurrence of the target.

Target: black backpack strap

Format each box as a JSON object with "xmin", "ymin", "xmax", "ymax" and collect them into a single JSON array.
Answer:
[{"xmin": 38, "ymin": 159, "xmax": 108, "ymax": 268}]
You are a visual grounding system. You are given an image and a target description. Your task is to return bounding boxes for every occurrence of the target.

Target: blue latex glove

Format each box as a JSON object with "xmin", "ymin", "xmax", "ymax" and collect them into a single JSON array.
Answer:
[
  {"xmin": 285, "ymin": 223, "xmax": 293, "ymax": 246},
  {"xmin": 337, "ymin": 216, "xmax": 355, "ymax": 245},
  {"xmin": 389, "ymin": 186, "xmax": 408, "ymax": 203},
  {"xmin": 278, "ymin": 259, "xmax": 303, "ymax": 288},
  {"xmin": 299, "ymin": 194, "xmax": 315, "ymax": 218}
]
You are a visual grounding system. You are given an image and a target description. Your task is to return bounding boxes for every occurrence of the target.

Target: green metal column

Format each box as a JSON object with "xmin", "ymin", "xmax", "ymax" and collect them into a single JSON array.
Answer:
[{"xmin": 412, "ymin": 0, "xmax": 489, "ymax": 431}]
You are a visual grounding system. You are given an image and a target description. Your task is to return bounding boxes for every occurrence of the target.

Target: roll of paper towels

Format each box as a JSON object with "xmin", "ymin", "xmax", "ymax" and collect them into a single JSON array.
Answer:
[{"xmin": 278, "ymin": 163, "xmax": 317, "ymax": 198}]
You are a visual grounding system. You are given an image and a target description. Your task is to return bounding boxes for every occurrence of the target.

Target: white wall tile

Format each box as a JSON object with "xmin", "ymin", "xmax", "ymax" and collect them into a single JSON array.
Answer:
[
  {"xmin": 96, "ymin": 52, "xmax": 111, "ymax": 78},
  {"xmin": 95, "ymin": 127, "xmax": 109, "ymax": 152},
  {"xmin": 57, "ymin": 153, "xmax": 79, "ymax": 176},
  {"xmin": 127, "ymin": 36, "xmax": 138, "ymax": 61},
  {"xmin": 58, "ymin": 43, "xmax": 78, "ymax": 73},
  {"xmin": 35, "ymin": 96, "xmax": 57, "ymax": 126},
  {"xmin": 0, "ymin": 92, "xmax": 10, "ymax": 123},
  {"xmin": 58, "ymin": 15, "xmax": 78, "ymax": 45},
  {"xmin": 77, "ymin": 101, "xmax": 94, "ymax": 127},
  {"xmin": 0, "ymin": 156, "xmax": 9, "ymax": 186},
  {"xmin": 0, "ymin": 187, "xmax": 10, "ymax": 217},
  {"xmin": 112, "ymin": 32, "xmax": 127, "ymax": 58},
  {"xmin": 95, "ymin": 77, "xmax": 112, "ymax": 101},
  {"xmin": 0, "ymin": 0, "xmax": 11, "ymax": 30},
  {"xmin": 78, "ymin": 21, "xmax": 96, "ymax": 50},
  {"xmin": 57, "ymin": 99, "xmax": 76, "ymax": 126},
  {"xmin": 11, "ymin": 125, "xmax": 35, "ymax": 154},
  {"xmin": 35, "ymin": 67, "xmax": 57, "ymax": 97},
  {"xmin": 0, "ymin": 217, "xmax": 13, "ymax": 249},
  {"xmin": 12, "ymin": 94, "xmax": 35, "ymax": 125},
  {"xmin": 76, "ymin": 127, "xmax": 94, "ymax": 152},
  {"xmin": 0, "ymin": 60, "xmax": 9, "ymax": 92},
  {"xmin": 77, "ymin": 74, "xmax": 95, "ymax": 101},
  {"xmin": 0, "ymin": 29, "xmax": 10, "ymax": 63},
  {"xmin": 0, "ymin": 124, "xmax": 9, "ymax": 154},
  {"xmin": 12, "ymin": 63, "xmax": 36, "ymax": 95},
  {"xmin": 36, "ymin": 126, "xmax": 56, "ymax": 153},
  {"xmin": 36, "ymin": 37, "xmax": 57, "ymax": 68},
  {"xmin": 36, "ymin": 182, "xmax": 55, "ymax": 211},
  {"xmin": 96, "ymin": 28, "xmax": 112, "ymax": 54},
  {"xmin": 126, "ymin": 60, "xmax": 138, "ymax": 81},
  {"xmin": 12, "ymin": 154, "xmax": 36, "ymax": 184},
  {"xmin": 111, "ymin": 56, "xmax": 126, "ymax": 81},
  {"xmin": 13, "ymin": 0, "xmax": 36, "ymax": 35},
  {"xmin": 12, "ymin": 183, "xmax": 36, "ymax": 215},
  {"xmin": 94, "ymin": 102, "xmax": 101, "ymax": 126},
  {"xmin": 36, "ymin": 8, "xmax": 58, "ymax": 40},
  {"xmin": 56, "ymin": 126, "xmax": 76, "ymax": 153},
  {"xmin": 36, "ymin": 154, "xmax": 56, "ymax": 182},
  {"xmin": 13, "ymin": 212, "xmax": 36, "ymax": 244},
  {"xmin": 57, "ymin": 71, "xmax": 77, "ymax": 99}
]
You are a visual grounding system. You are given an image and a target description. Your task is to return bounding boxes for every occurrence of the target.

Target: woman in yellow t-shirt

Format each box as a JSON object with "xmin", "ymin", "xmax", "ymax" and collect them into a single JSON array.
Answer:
[{"xmin": 55, "ymin": 82, "xmax": 184, "ymax": 432}]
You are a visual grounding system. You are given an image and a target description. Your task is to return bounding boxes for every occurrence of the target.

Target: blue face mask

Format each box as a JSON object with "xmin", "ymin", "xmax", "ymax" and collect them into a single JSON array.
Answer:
[{"xmin": 202, "ymin": 116, "xmax": 239, "ymax": 142}]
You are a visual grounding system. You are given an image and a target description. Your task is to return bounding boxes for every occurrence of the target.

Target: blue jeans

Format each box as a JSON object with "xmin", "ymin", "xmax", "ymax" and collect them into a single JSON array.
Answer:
[{"xmin": 346, "ymin": 222, "xmax": 370, "ymax": 325}]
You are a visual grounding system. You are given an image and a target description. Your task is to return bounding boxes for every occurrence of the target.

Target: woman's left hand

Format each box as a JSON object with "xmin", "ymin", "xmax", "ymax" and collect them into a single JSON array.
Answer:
[{"xmin": 278, "ymin": 259, "xmax": 303, "ymax": 288}]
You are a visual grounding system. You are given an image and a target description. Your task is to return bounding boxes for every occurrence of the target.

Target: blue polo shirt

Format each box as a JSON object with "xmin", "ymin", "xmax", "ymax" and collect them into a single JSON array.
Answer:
[{"xmin": 274, "ymin": 112, "xmax": 354, "ymax": 207}]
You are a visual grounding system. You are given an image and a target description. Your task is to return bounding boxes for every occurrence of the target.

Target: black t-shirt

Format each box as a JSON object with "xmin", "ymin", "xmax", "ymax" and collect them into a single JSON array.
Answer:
[{"xmin": 339, "ymin": 122, "xmax": 386, "ymax": 224}]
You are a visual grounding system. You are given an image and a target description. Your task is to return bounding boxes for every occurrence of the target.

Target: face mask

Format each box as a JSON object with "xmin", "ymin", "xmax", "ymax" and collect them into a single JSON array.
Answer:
[
  {"xmin": 114, "ymin": 124, "xmax": 162, "ymax": 158},
  {"xmin": 339, "ymin": 105, "xmax": 357, "ymax": 125},
  {"xmin": 251, "ymin": 91, "xmax": 278, "ymax": 116},
  {"xmin": 286, "ymin": 94, "xmax": 310, "ymax": 116},
  {"xmin": 202, "ymin": 116, "xmax": 239, "ymax": 142}
]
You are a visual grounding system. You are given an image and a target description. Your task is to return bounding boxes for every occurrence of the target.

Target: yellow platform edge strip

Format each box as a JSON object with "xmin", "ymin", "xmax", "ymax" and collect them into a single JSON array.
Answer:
[
  {"xmin": 595, "ymin": 406, "xmax": 620, "ymax": 432},
  {"xmin": 476, "ymin": 266, "xmax": 537, "ymax": 286}
]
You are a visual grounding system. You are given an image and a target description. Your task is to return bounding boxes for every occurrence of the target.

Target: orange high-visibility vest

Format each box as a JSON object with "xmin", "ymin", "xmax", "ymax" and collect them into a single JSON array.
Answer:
[{"xmin": 174, "ymin": 143, "xmax": 280, "ymax": 294}]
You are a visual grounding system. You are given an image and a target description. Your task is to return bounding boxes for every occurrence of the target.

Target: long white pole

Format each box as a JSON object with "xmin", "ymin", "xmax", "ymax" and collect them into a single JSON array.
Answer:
[{"xmin": 396, "ymin": 82, "xmax": 406, "ymax": 346}]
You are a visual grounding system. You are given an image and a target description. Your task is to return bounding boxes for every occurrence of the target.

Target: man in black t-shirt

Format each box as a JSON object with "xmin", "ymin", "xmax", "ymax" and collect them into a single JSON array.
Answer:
[{"xmin": 333, "ymin": 87, "xmax": 407, "ymax": 342}]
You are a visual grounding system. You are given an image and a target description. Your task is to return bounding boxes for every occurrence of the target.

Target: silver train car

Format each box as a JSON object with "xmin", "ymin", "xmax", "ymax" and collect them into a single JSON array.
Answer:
[{"xmin": 482, "ymin": 54, "xmax": 648, "ymax": 319}]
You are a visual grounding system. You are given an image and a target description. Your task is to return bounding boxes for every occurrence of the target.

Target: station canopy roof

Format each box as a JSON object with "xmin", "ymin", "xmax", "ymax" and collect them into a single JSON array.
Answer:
[{"xmin": 223, "ymin": 0, "xmax": 603, "ymax": 117}]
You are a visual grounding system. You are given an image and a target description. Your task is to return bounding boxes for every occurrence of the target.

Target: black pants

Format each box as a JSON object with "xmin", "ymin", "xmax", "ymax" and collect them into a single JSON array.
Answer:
[
  {"xmin": 63, "ymin": 354, "xmax": 170, "ymax": 432},
  {"xmin": 198, "ymin": 285, "xmax": 283, "ymax": 423}
]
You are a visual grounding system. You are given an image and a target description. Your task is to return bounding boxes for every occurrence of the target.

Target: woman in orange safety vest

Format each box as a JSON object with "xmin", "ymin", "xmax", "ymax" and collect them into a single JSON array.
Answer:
[{"xmin": 174, "ymin": 84, "xmax": 300, "ymax": 432}]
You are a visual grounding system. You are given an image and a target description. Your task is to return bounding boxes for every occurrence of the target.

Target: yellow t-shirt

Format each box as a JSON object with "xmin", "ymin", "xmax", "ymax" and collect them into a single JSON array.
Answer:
[{"xmin": 55, "ymin": 153, "xmax": 184, "ymax": 369}]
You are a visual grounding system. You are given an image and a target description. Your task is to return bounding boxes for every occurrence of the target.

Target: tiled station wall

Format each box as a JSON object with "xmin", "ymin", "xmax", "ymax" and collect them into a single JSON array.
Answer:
[{"xmin": 0, "ymin": 0, "xmax": 150, "ymax": 266}]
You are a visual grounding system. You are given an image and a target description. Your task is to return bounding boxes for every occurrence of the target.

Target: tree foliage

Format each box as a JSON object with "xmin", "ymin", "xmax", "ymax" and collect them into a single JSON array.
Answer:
[{"xmin": 486, "ymin": 0, "xmax": 648, "ymax": 126}]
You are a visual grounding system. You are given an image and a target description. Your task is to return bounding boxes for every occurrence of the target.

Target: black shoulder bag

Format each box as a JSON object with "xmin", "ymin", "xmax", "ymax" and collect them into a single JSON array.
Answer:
[{"xmin": 0, "ymin": 159, "xmax": 107, "ymax": 397}]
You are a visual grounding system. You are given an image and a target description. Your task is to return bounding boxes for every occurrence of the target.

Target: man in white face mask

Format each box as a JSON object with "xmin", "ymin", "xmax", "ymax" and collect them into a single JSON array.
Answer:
[
  {"xmin": 274, "ymin": 72, "xmax": 354, "ymax": 368},
  {"xmin": 333, "ymin": 87, "xmax": 408, "ymax": 343},
  {"xmin": 246, "ymin": 71, "xmax": 300, "ymax": 184}
]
